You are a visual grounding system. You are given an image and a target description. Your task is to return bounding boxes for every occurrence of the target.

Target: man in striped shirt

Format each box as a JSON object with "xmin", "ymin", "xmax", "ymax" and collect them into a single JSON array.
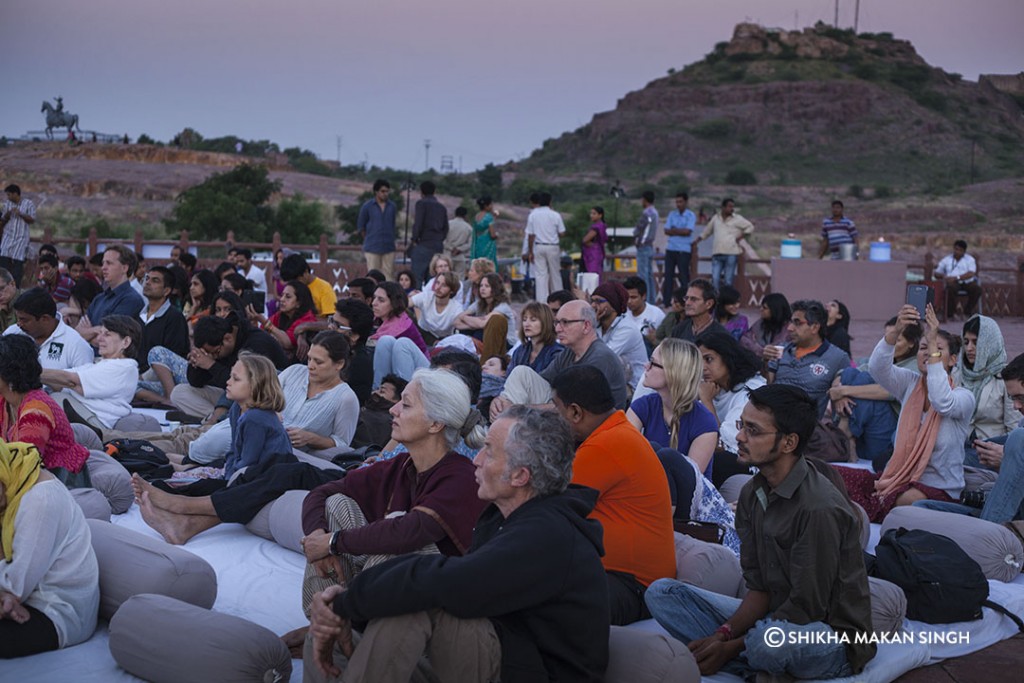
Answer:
[
  {"xmin": 0, "ymin": 184, "xmax": 36, "ymax": 286},
  {"xmin": 819, "ymin": 200, "xmax": 858, "ymax": 259}
]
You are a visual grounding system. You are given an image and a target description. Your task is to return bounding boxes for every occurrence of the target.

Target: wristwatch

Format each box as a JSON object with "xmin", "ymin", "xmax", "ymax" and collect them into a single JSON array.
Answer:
[{"xmin": 329, "ymin": 530, "xmax": 342, "ymax": 556}]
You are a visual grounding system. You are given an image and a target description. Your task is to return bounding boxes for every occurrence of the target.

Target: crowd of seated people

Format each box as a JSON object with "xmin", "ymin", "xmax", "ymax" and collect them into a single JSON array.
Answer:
[{"xmin": 8, "ymin": 223, "xmax": 1024, "ymax": 683}]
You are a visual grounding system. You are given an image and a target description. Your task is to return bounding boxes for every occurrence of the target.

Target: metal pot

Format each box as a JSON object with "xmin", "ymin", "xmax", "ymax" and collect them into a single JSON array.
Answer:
[{"xmin": 838, "ymin": 243, "xmax": 858, "ymax": 261}]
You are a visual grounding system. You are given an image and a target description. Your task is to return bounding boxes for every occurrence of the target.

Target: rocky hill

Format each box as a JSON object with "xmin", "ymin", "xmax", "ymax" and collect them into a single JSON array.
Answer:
[{"xmin": 515, "ymin": 23, "xmax": 1024, "ymax": 189}]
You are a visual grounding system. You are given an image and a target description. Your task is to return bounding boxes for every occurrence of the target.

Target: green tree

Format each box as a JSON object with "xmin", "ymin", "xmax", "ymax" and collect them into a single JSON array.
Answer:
[
  {"xmin": 164, "ymin": 163, "xmax": 280, "ymax": 241},
  {"xmin": 272, "ymin": 194, "xmax": 328, "ymax": 244},
  {"xmin": 477, "ymin": 163, "xmax": 503, "ymax": 200}
]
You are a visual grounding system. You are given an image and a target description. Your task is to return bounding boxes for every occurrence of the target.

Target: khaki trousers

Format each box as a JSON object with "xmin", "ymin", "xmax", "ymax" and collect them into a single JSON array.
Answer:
[
  {"xmin": 364, "ymin": 252, "xmax": 395, "ymax": 281},
  {"xmin": 302, "ymin": 608, "xmax": 500, "ymax": 683}
]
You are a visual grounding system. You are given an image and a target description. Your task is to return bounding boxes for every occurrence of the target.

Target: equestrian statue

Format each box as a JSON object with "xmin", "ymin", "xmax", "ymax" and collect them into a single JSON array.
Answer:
[{"xmin": 40, "ymin": 96, "xmax": 81, "ymax": 140}]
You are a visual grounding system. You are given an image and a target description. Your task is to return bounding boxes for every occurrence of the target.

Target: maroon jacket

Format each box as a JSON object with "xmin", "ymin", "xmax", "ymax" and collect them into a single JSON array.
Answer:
[{"xmin": 301, "ymin": 451, "xmax": 486, "ymax": 557}]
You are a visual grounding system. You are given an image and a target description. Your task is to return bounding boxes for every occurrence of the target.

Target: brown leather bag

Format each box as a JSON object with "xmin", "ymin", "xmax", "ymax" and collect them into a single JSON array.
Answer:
[{"xmin": 673, "ymin": 519, "xmax": 726, "ymax": 545}]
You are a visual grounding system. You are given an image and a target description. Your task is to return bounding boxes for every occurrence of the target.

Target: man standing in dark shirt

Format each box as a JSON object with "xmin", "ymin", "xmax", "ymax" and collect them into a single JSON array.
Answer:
[
  {"xmin": 645, "ymin": 385, "xmax": 876, "ymax": 679},
  {"xmin": 409, "ymin": 180, "xmax": 449, "ymax": 286}
]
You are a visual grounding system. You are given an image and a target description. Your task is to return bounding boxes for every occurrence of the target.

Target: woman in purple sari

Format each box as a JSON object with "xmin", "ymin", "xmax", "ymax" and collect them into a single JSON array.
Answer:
[{"xmin": 581, "ymin": 205, "xmax": 608, "ymax": 273}]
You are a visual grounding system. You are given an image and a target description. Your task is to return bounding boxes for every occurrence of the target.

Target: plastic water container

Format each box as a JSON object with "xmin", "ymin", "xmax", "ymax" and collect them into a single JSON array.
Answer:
[
  {"xmin": 870, "ymin": 241, "xmax": 891, "ymax": 262},
  {"xmin": 780, "ymin": 238, "xmax": 802, "ymax": 259}
]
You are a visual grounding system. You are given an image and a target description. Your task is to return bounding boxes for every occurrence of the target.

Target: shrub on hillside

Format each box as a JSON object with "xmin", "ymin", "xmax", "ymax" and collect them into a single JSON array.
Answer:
[
  {"xmin": 725, "ymin": 169, "xmax": 757, "ymax": 186},
  {"xmin": 691, "ymin": 118, "xmax": 734, "ymax": 140}
]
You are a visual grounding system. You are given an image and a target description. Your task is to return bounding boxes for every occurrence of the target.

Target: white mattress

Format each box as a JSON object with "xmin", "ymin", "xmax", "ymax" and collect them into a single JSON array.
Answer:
[
  {"xmin": 4, "ymin": 505, "xmax": 309, "ymax": 682},
  {"xmin": 6, "ymin": 507, "xmax": 1023, "ymax": 682}
]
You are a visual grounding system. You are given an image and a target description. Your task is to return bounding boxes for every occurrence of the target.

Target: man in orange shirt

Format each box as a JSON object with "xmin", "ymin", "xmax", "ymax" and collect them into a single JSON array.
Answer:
[{"xmin": 551, "ymin": 364, "xmax": 676, "ymax": 625}]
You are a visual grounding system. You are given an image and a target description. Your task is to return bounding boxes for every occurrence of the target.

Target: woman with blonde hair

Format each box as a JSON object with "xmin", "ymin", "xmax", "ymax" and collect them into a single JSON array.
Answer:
[
  {"xmin": 627, "ymin": 338, "xmax": 719, "ymax": 477},
  {"xmin": 457, "ymin": 257, "xmax": 495, "ymax": 309}
]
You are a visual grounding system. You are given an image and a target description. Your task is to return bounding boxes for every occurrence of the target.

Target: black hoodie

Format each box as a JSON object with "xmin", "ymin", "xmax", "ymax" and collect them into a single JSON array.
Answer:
[{"xmin": 334, "ymin": 484, "xmax": 610, "ymax": 682}]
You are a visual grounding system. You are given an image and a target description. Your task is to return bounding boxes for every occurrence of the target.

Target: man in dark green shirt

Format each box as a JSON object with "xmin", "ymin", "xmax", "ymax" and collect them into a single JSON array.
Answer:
[{"xmin": 645, "ymin": 384, "xmax": 876, "ymax": 679}]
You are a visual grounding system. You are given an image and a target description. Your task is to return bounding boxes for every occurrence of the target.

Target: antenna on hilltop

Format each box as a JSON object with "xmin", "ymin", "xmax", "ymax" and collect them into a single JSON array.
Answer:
[
  {"xmin": 854, "ymin": 0, "xmax": 861, "ymax": 32},
  {"xmin": 424, "ymin": 139, "xmax": 432, "ymax": 171},
  {"xmin": 336, "ymin": 135, "xmax": 343, "ymax": 165},
  {"xmin": 834, "ymin": 0, "xmax": 839, "ymax": 27}
]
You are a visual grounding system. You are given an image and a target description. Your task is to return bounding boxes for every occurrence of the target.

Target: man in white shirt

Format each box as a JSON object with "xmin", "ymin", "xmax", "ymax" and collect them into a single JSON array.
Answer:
[
  {"xmin": 235, "ymin": 248, "xmax": 268, "ymax": 292},
  {"xmin": 623, "ymin": 275, "xmax": 665, "ymax": 352},
  {"xmin": 6, "ymin": 287, "xmax": 94, "ymax": 370},
  {"xmin": 525, "ymin": 192, "xmax": 566, "ymax": 303},
  {"xmin": 590, "ymin": 281, "xmax": 649, "ymax": 392},
  {"xmin": 934, "ymin": 239, "xmax": 982, "ymax": 322}
]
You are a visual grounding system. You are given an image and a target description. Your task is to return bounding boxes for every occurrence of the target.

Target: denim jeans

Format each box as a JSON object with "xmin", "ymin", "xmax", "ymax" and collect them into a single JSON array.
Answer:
[
  {"xmin": 662, "ymin": 250, "xmax": 692, "ymax": 307},
  {"xmin": 636, "ymin": 245, "xmax": 656, "ymax": 304},
  {"xmin": 372, "ymin": 336, "xmax": 429, "ymax": 387},
  {"xmin": 711, "ymin": 254, "xmax": 738, "ymax": 289},
  {"xmin": 921, "ymin": 431, "xmax": 1024, "ymax": 523},
  {"xmin": 410, "ymin": 244, "xmax": 440, "ymax": 287},
  {"xmin": 645, "ymin": 580, "xmax": 853, "ymax": 680}
]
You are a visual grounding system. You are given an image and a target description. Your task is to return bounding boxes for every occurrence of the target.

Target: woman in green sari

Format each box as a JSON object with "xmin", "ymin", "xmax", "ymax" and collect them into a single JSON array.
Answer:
[{"xmin": 471, "ymin": 195, "xmax": 497, "ymax": 268}]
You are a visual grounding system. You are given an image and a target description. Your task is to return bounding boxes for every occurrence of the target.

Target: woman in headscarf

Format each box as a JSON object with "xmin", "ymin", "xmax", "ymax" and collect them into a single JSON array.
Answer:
[
  {"xmin": 0, "ymin": 441, "xmax": 99, "ymax": 657},
  {"xmin": 960, "ymin": 314, "xmax": 1022, "ymax": 451}
]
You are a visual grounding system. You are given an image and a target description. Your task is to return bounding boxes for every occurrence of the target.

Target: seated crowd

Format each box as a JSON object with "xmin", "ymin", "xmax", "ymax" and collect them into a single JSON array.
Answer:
[{"xmin": 3, "ymin": 230, "xmax": 1024, "ymax": 683}]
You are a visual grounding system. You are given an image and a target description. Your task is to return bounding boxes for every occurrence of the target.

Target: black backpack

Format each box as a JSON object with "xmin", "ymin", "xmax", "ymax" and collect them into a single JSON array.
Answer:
[{"xmin": 871, "ymin": 527, "xmax": 1024, "ymax": 630}]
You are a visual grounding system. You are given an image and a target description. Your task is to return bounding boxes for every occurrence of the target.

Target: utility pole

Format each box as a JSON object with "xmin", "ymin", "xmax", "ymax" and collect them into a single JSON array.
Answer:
[
  {"xmin": 834, "ymin": 0, "xmax": 840, "ymax": 27},
  {"xmin": 424, "ymin": 139, "xmax": 432, "ymax": 172},
  {"xmin": 854, "ymin": 0, "xmax": 861, "ymax": 32},
  {"xmin": 336, "ymin": 135, "xmax": 342, "ymax": 165}
]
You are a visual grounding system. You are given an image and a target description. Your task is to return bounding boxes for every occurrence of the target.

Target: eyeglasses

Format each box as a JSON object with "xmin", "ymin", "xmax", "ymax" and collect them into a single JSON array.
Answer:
[
  {"xmin": 735, "ymin": 420, "xmax": 781, "ymax": 439},
  {"xmin": 647, "ymin": 360, "xmax": 664, "ymax": 370},
  {"xmin": 553, "ymin": 318, "xmax": 585, "ymax": 327},
  {"xmin": 328, "ymin": 318, "xmax": 352, "ymax": 332}
]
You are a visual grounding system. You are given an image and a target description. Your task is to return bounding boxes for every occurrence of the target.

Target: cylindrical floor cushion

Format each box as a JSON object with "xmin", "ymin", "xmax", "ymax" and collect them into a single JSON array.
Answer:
[
  {"xmin": 673, "ymin": 532, "xmax": 744, "ymax": 598},
  {"xmin": 881, "ymin": 506, "xmax": 1024, "ymax": 583},
  {"xmin": 606, "ymin": 625, "xmax": 699, "ymax": 683},
  {"xmin": 87, "ymin": 519, "xmax": 217, "ymax": 620},
  {"xmin": 109, "ymin": 593, "xmax": 291, "ymax": 683}
]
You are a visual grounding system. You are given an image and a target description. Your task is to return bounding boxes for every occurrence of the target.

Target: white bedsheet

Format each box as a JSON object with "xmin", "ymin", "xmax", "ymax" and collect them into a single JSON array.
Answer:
[
  {"xmin": 3, "ymin": 505, "xmax": 309, "ymax": 682},
  {"xmin": 6, "ymin": 508, "xmax": 1023, "ymax": 682}
]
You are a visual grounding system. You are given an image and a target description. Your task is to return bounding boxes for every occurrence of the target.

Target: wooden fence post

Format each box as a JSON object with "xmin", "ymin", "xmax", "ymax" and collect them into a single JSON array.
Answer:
[{"xmin": 88, "ymin": 228, "xmax": 98, "ymax": 256}]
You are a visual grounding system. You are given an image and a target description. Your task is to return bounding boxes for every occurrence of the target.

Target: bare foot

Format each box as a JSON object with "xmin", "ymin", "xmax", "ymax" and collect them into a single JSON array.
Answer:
[
  {"xmin": 281, "ymin": 626, "xmax": 309, "ymax": 659},
  {"xmin": 131, "ymin": 473, "xmax": 183, "ymax": 512},
  {"xmin": 138, "ymin": 491, "xmax": 189, "ymax": 545}
]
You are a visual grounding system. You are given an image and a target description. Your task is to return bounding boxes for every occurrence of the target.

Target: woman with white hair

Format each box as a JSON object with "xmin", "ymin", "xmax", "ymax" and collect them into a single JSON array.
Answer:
[{"xmin": 298, "ymin": 368, "xmax": 489, "ymax": 613}]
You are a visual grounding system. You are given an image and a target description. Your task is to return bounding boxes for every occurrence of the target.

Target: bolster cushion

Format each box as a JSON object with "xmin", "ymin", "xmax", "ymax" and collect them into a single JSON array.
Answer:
[
  {"xmin": 868, "ymin": 576, "xmax": 907, "ymax": 635},
  {"xmin": 605, "ymin": 625, "xmax": 700, "ymax": 683},
  {"xmin": 881, "ymin": 506, "xmax": 1024, "ymax": 583},
  {"xmin": 86, "ymin": 450, "xmax": 134, "ymax": 514},
  {"xmin": 109, "ymin": 594, "xmax": 291, "ymax": 683},
  {"xmin": 268, "ymin": 489, "xmax": 309, "ymax": 554},
  {"xmin": 673, "ymin": 532, "xmax": 744, "ymax": 598},
  {"xmin": 71, "ymin": 487, "xmax": 112, "ymax": 522},
  {"xmin": 87, "ymin": 519, "xmax": 217, "ymax": 620}
]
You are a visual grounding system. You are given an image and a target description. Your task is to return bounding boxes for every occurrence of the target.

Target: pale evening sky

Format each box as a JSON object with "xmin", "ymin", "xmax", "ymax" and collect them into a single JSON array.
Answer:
[{"xmin": 6, "ymin": 0, "xmax": 1022, "ymax": 171}]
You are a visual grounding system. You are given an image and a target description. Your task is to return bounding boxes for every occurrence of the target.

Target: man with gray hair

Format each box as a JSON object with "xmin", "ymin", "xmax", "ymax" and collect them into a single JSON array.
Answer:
[
  {"xmin": 305, "ymin": 405, "xmax": 610, "ymax": 683},
  {"xmin": 490, "ymin": 299, "xmax": 628, "ymax": 418}
]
